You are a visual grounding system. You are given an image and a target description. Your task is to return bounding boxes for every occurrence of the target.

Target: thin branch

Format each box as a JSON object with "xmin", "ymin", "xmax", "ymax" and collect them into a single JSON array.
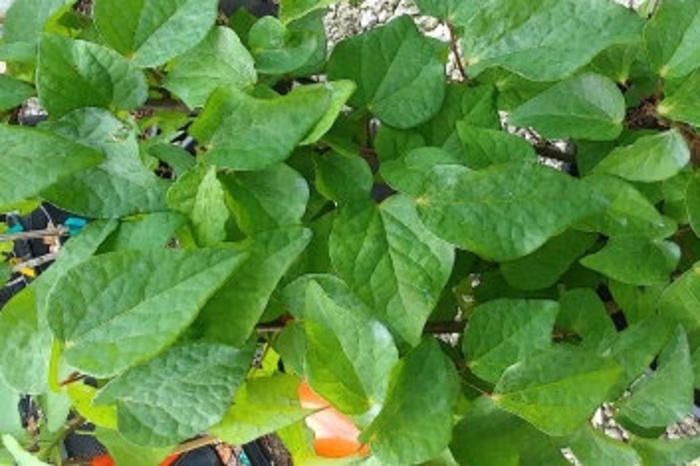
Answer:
[
  {"xmin": 11, "ymin": 252, "xmax": 58, "ymax": 273},
  {"xmin": 170, "ymin": 435, "xmax": 220, "ymax": 456},
  {"xmin": 256, "ymin": 320, "xmax": 466, "ymax": 334},
  {"xmin": 0, "ymin": 226, "xmax": 68, "ymax": 243},
  {"xmin": 447, "ymin": 22, "xmax": 468, "ymax": 82}
]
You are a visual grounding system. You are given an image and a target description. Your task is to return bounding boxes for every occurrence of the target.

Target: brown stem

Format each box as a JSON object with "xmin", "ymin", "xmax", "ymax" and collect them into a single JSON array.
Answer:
[
  {"xmin": 170, "ymin": 435, "xmax": 220, "ymax": 456},
  {"xmin": 256, "ymin": 320, "xmax": 466, "ymax": 334},
  {"xmin": 447, "ymin": 22, "xmax": 468, "ymax": 82}
]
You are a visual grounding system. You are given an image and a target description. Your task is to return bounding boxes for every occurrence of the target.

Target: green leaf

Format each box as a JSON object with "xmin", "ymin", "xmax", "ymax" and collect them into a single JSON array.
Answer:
[
  {"xmin": 508, "ymin": 73, "xmax": 625, "ymax": 141},
  {"xmin": 166, "ymin": 164, "xmax": 230, "ymax": 246},
  {"xmin": 459, "ymin": 0, "xmax": 642, "ymax": 80},
  {"xmin": 219, "ymin": 164, "xmax": 309, "ymax": 236},
  {"xmin": 192, "ymin": 85, "xmax": 332, "ymax": 170},
  {"xmin": 192, "ymin": 227, "xmax": 311, "ymax": 347},
  {"xmin": 163, "ymin": 26, "xmax": 256, "ymax": 108},
  {"xmin": 47, "ymin": 248, "xmax": 248, "ymax": 377},
  {"xmin": 413, "ymin": 0, "xmax": 468, "ymax": 21},
  {"xmin": 94, "ymin": 342, "xmax": 254, "ymax": 447},
  {"xmin": 93, "ymin": 0, "xmax": 219, "ymax": 67},
  {"xmin": 327, "ymin": 15, "xmax": 446, "ymax": 129},
  {"xmin": 568, "ymin": 425, "xmax": 641, "ymax": 466},
  {"xmin": 361, "ymin": 338, "xmax": 460, "ymax": 464},
  {"xmin": 67, "ymin": 383, "xmax": 117, "ymax": 429},
  {"xmin": 609, "ymin": 281, "xmax": 665, "ymax": 326},
  {"xmin": 300, "ymin": 80, "xmax": 356, "ymax": 145},
  {"xmin": 501, "ymin": 230, "xmax": 597, "ymax": 291},
  {"xmin": 285, "ymin": 275, "xmax": 399, "ymax": 409},
  {"xmin": 37, "ymin": 34, "xmax": 147, "ymax": 117},
  {"xmin": 450, "ymin": 397, "xmax": 568, "ymax": 466},
  {"xmin": 643, "ymin": 0, "xmax": 700, "ymax": 78},
  {"xmin": 0, "ymin": 288, "xmax": 50, "ymax": 394},
  {"xmin": 40, "ymin": 108, "xmax": 168, "ymax": 218},
  {"xmin": 591, "ymin": 129, "xmax": 690, "ymax": 182},
  {"xmin": 381, "ymin": 147, "xmax": 465, "ymax": 197},
  {"xmin": 494, "ymin": 346, "xmax": 621, "ymax": 436},
  {"xmin": 0, "ymin": 124, "xmax": 103, "ymax": 207},
  {"xmin": 659, "ymin": 264, "xmax": 700, "ymax": 346},
  {"xmin": 456, "ymin": 123, "xmax": 537, "ymax": 169},
  {"xmin": 687, "ymin": 173, "xmax": 700, "ymax": 237},
  {"xmin": 657, "ymin": 69, "xmax": 700, "ymax": 126},
  {"xmin": 95, "ymin": 428, "xmax": 172, "ymax": 466},
  {"xmin": 279, "ymin": 0, "xmax": 340, "ymax": 24},
  {"xmin": 98, "ymin": 213, "xmax": 187, "ymax": 252},
  {"xmin": 211, "ymin": 375, "xmax": 311, "ymax": 445},
  {"xmin": 0, "ymin": 381, "xmax": 23, "ymax": 437},
  {"xmin": 0, "ymin": 75, "xmax": 34, "ymax": 111},
  {"xmin": 4, "ymin": 0, "xmax": 73, "ymax": 45},
  {"xmin": 314, "ymin": 151, "xmax": 373, "ymax": 203},
  {"xmin": 619, "ymin": 327, "xmax": 693, "ymax": 428},
  {"xmin": 557, "ymin": 289, "xmax": 616, "ymax": 348},
  {"xmin": 416, "ymin": 161, "xmax": 607, "ymax": 261},
  {"xmin": 631, "ymin": 436, "xmax": 700, "ymax": 466},
  {"xmin": 578, "ymin": 175, "xmax": 676, "ymax": 239},
  {"xmin": 464, "ymin": 299, "xmax": 559, "ymax": 384},
  {"xmin": 330, "ymin": 195, "xmax": 454, "ymax": 345},
  {"xmin": 248, "ymin": 16, "xmax": 318, "ymax": 75},
  {"xmin": 580, "ymin": 237, "xmax": 680, "ymax": 286},
  {"xmin": 147, "ymin": 144, "xmax": 195, "ymax": 177},
  {"xmin": 2, "ymin": 434, "xmax": 50, "ymax": 466}
]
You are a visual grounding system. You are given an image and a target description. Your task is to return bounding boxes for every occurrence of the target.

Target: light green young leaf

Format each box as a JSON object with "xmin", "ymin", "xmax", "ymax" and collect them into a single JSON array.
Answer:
[
  {"xmin": 212, "ymin": 375, "xmax": 311, "ymax": 445},
  {"xmin": 361, "ymin": 338, "xmax": 460, "ymax": 465},
  {"xmin": 93, "ymin": 0, "xmax": 219, "ymax": 67},
  {"xmin": 0, "ymin": 75, "xmax": 34, "ymax": 111},
  {"xmin": 591, "ymin": 129, "xmax": 690, "ymax": 182},
  {"xmin": 619, "ymin": 327, "xmax": 693, "ymax": 428},
  {"xmin": 494, "ymin": 346, "xmax": 621, "ymax": 436},
  {"xmin": 658, "ymin": 69, "xmax": 700, "ymax": 126},
  {"xmin": 166, "ymin": 164, "xmax": 230, "ymax": 246},
  {"xmin": 248, "ymin": 16, "xmax": 318, "ymax": 75},
  {"xmin": 450, "ymin": 397, "xmax": 568, "ymax": 466},
  {"xmin": 95, "ymin": 342, "xmax": 255, "ymax": 447},
  {"xmin": 456, "ymin": 123, "xmax": 537, "ymax": 169},
  {"xmin": 643, "ymin": 0, "xmax": 700, "ymax": 78},
  {"xmin": 416, "ymin": 161, "xmax": 607, "ymax": 261},
  {"xmin": 0, "ymin": 124, "xmax": 103, "ymax": 207},
  {"xmin": 580, "ymin": 237, "xmax": 680, "ymax": 286},
  {"xmin": 279, "ymin": 0, "xmax": 340, "ymax": 24},
  {"xmin": 464, "ymin": 299, "xmax": 559, "ymax": 384},
  {"xmin": 568, "ymin": 425, "xmax": 641, "ymax": 466},
  {"xmin": 501, "ymin": 230, "xmax": 597, "ymax": 291},
  {"xmin": 37, "ymin": 34, "xmax": 147, "ymax": 118},
  {"xmin": 459, "ymin": 0, "xmax": 642, "ymax": 80},
  {"xmin": 578, "ymin": 175, "xmax": 676, "ymax": 239},
  {"xmin": 192, "ymin": 85, "xmax": 332, "ymax": 170},
  {"xmin": 163, "ymin": 26, "xmax": 256, "ymax": 108},
  {"xmin": 191, "ymin": 227, "xmax": 311, "ymax": 347},
  {"xmin": 47, "ymin": 248, "xmax": 248, "ymax": 377},
  {"xmin": 508, "ymin": 73, "xmax": 625, "ymax": 141},
  {"xmin": 330, "ymin": 195, "xmax": 454, "ymax": 346},
  {"xmin": 285, "ymin": 275, "xmax": 399, "ymax": 409},
  {"xmin": 220, "ymin": 163, "xmax": 309, "ymax": 236},
  {"xmin": 3, "ymin": 0, "xmax": 73, "ymax": 45},
  {"xmin": 327, "ymin": 15, "xmax": 446, "ymax": 129},
  {"xmin": 40, "ymin": 108, "xmax": 168, "ymax": 218}
]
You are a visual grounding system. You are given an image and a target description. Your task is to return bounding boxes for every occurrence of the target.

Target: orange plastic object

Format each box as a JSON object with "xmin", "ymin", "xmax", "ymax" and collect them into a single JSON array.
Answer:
[
  {"xmin": 298, "ymin": 380, "xmax": 370, "ymax": 458},
  {"xmin": 90, "ymin": 455, "xmax": 114, "ymax": 466}
]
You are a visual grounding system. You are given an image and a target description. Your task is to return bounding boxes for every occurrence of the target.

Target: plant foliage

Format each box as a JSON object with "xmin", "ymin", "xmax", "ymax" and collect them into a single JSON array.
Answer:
[{"xmin": 2, "ymin": 0, "xmax": 700, "ymax": 464}]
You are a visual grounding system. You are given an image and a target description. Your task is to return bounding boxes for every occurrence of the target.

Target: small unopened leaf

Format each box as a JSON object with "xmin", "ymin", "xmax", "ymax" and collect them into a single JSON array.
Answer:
[
  {"xmin": 494, "ymin": 346, "xmax": 621, "ymax": 436},
  {"xmin": 580, "ymin": 237, "xmax": 680, "ymax": 286},
  {"xmin": 464, "ymin": 299, "xmax": 559, "ymax": 383},
  {"xmin": 192, "ymin": 85, "xmax": 332, "ymax": 170},
  {"xmin": 95, "ymin": 342, "xmax": 254, "ymax": 447},
  {"xmin": 417, "ymin": 161, "xmax": 607, "ymax": 261},
  {"xmin": 643, "ymin": 0, "xmax": 700, "ymax": 78},
  {"xmin": 361, "ymin": 338, "xmax": 460, "ymax": 464},
  {"xmin": 591, "ymin": 129, "xmax": 690, "ymax": 182},
  {"xmin": 37, "ymin": 34, "xmax": 147, "ymax": 117},
  {"xmin": 163, "ymin": 26, "xmax": 256, "ymax": 108},
  {"xmin": 330, "ymin": 195, "xmax": 454, "ymax": 345},
  {"xmin": 0, "ymin": 124, "xmax": 103, "ymax": 207},
  {"xmin": 327, "ymin": 15, "xmax": 446, "ymax": 129},
  {"xmin": 94, "ymin": 0, "xmax": 219, "ymax": 67},
  {"xmin": 212, "ymin": 375, "xmax": 311, "ymax": 445},
  {"xmin": 48, "ymin": 248, "xmax": 248, "ymax": 377},
  {"xmin": 619, "ymin": 327, "xmax": 693, "ymax": 428},
  {"xmin": 509, "ymin": 73, "xmax": 625, "ymax": 141}
]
